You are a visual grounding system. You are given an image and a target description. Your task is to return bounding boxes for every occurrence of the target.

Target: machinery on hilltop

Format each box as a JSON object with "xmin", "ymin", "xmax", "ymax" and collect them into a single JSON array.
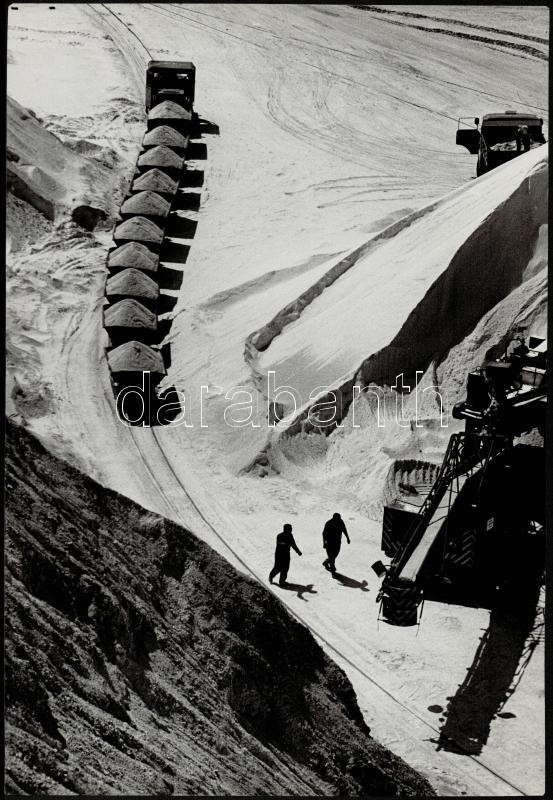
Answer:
[
  {"xmin": 374, "ymin": 331, "xmax": 547, "ymax": 627},
  {"xmin": 456, "ymin": 111, "xmax": 546, "ymax": 176}
]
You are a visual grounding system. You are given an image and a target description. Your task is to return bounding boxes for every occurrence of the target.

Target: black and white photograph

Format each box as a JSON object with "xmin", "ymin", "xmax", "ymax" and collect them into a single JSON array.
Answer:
[{"xmin": 5, "ymin": 2, "xmax": 548, "ymax": 796}]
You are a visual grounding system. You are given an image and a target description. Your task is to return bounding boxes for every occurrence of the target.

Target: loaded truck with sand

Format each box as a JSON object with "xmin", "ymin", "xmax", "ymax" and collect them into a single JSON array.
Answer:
[
  {"xmin": 456, "ymin": 111, "xmax": 545, "ymax": 176},
  {"xmin": 103, "ymin": 61, "xmax": 197, "ymax": 424}
]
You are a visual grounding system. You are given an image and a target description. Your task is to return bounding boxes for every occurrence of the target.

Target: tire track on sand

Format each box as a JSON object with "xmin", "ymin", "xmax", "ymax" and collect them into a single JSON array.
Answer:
[
  {"xmin": 354, "ymin": 6, "xmax": 548, "ymax": 46},
  {"xmin": 354, "ymin": 7, "xmax": 547, "ymax": 61},
  {"xmin": 85, "ymin": 4, "xmax": 151, "ymax": 96}
]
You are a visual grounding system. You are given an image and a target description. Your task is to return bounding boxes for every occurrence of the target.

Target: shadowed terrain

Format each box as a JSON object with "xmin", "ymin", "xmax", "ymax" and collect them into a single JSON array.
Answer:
[{"xmin": 5, "ymin": 421, "xmax": 434, "ymax": 796}]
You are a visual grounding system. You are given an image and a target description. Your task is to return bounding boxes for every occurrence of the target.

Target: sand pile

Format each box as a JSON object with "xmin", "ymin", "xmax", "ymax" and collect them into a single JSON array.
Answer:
[
  {"xmin": 148, "ymin": 100, "xmax": 192, "ymax": 122},
  {"xmin": 137, "ymin": 145, "xmax": 184, "ymax": 171},
  {"xmin": 7, "ymin": 96, "xmax": 116, "ymax": 227},
  {"xmin": 132, "ymin": 168, "xmax": 179, "ymax": 196},
  {"xmin": 251, "ymin": 147, "xmax": 548, "ymax": 414},
  {"xmin": 114, "ymin": 217, "xmax": 165, "ymax": 245},
  {"xmin": 103, "ymin": 299, "xmax": 157, "ymax": 330},
  {"xmin": 107, "ymin": 341, "xmax": 165, "ymax": 375},
  {"xmin": 105, "ymin": 269, "xmax": 159, "ymax": 302},
  {"xmin": 252, "ymin": 148, "xmax": 548, "ymax": 517},
  {"xmin": 120, "ymin": 190, "xmax": 171, "ymax": 218},
  {"xmin": 491, "ymin": 140, "xmax": 543, "ymax": 152},
  {"xmin": 143, "ymin": 125, "xmax": 189, "ymax": 150},
  {"xmin": 107, "ymin": 242, "xmax": 160, "ymax": 273}
]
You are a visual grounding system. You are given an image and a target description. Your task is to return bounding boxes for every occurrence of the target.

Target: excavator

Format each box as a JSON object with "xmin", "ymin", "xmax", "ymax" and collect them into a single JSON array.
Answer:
[{"xmin": 374, "ymin": 331, "xmax": 547, "ymax": 626}]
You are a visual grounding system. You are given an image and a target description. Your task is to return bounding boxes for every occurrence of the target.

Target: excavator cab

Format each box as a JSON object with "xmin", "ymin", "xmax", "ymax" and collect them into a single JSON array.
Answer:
[
  {"xmin": 452, "ymin": 334, "xmax": 547, "ymax": 436},
  {"xmin": 145, "ymin": 60, "xmax": 196, "ymax": 113}
]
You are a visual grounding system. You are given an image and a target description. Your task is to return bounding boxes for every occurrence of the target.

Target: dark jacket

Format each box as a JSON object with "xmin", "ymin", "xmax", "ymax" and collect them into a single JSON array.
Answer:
[
  {"xmin": 275, "ymin": 530, "xmax": 301, "ymax": 559},
  {"xmin": 323, "ymin": 517, "xmax": 349, "ymax": 550}
]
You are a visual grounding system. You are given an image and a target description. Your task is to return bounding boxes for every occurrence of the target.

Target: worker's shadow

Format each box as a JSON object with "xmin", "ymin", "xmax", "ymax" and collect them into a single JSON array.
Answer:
[
  {"xmin": 280, "ymin": 582, "xmax": 317, "ymax": 602},
  {"xmin": 333, "ymin": 572, "xmax": 370, "ymax": 591}
]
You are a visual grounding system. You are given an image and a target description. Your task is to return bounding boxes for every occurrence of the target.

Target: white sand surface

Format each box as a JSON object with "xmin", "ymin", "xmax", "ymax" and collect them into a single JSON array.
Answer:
[{"xmin": 7, "ymin": 4, "xmax": 547, "ymax": 795}]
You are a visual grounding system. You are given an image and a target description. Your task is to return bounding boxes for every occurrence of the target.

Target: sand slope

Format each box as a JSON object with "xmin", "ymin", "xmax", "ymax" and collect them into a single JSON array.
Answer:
[{"xmin": 6, "ymin": 421, "xmax": 434, "ymax": 797}]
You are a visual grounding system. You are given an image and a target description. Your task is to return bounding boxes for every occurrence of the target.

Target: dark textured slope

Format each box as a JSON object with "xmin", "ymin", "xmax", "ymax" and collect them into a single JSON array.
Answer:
[{"xmin": 5, "ymin": 421, "xmax": 435, "ymax": 796}]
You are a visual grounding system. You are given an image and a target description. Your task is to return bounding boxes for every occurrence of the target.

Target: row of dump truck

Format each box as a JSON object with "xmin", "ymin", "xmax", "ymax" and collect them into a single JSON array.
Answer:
[{"xmin": 102, "ymin": 62, "xmax": 197, "ymax": 424}]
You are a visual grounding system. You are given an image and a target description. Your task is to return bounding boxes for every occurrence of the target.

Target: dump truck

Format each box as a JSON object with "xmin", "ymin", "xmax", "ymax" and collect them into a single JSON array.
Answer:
[
  {"xmin": 456, "ymin": 111, "xmax": 545, "ymax": 176},
  {"xmin": 103, "ymin": 61, "xmax": 201, "ymax": 425},
  {"xmin": 145, "ymin": 60, "xmax": 196, "ymax": 112}
]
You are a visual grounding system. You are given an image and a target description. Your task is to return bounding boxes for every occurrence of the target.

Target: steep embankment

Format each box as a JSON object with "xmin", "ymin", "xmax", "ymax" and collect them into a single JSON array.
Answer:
[
  {"xmin": 5, "ymin": 91, "xmax": 142, "ymax": 447},
  {"xmin": 5, "ymin": 421, "xmax": 434, "ymax": 797},
  {"xmin": 241, "ymin": 146, "xmax": 548, "ymax": 532},
  {"xmin": 252, "ymin": 146, "xmax": 547, "ymax": 416},
  {"xmin": 250, "ymin": 148, "xmax": 547, "ymax": 485},
  {"xmin": 7, "ymin": 96, "xmax": 117, "ymax": 229}
]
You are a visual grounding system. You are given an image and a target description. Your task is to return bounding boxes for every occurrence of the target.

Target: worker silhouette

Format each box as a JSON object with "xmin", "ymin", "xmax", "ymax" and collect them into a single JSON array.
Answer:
[
  {"xmin": 506, "ymin": 333, "xmax": 528, "ymax": 364},
  {"xmin": 516, "ymin": 124, "xmax": 530, "ymax": 153},
  {"xmin": 322, "ymin": 513, "xmax": 350, "ymax": 575},
  {"xmin": 269, "ymin": 523, "xmax": 302, "ymax": 587}
]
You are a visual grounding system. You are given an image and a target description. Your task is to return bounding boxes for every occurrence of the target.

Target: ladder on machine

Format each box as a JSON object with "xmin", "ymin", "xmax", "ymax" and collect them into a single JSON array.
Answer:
[{"xmin": 377, "ymin": 432, "xmax": 509, "ymax": 625}]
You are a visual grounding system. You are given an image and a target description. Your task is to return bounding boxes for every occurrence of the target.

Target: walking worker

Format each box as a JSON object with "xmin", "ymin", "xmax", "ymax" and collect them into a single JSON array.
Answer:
[
  {"xmin": 269, "ymin": 523, "xmax": 302, "ymax": 587},
  {"xmin": 516, "ymin": 124, "xmax": 531, "ymax": 153},
  {"xmin": 322, "ymin": 512, "xmax": 350, "ymax": 575}
]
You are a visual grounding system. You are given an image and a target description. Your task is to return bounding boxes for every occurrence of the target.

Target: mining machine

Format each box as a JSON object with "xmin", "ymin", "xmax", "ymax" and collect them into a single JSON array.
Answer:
[{"xmin": 374, "ymin": 332, "xmax": 547, "ymax": 626}]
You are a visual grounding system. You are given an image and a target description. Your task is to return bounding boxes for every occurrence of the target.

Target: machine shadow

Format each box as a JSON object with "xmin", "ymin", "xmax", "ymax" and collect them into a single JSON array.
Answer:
[
  {"xmin": 423, "ymin": 570, "xmax": 496, "ymax": 611},
  {"xmin": 157, "ymin": 319, "xmax": 173, "ymax": 342},
  {"xmin": 157, "ymin": 266, "xmax": 184, "ymax": 291},
  {"xmin": 435, "ymin": 532, "xmax": 544, "ymax": 756},
  {"xmin": 173, "ymin": 192, "xmax": 201, "ymax": 212},
  {"xmin": 160, "ymin": 241, "xmax": 190, "ymax": 264},
  {"xmin": 166, "ymin": 216, "xmax": 198, "ymax": 239},
  {"xmin": 158, "ymin": 294, "xmax": 179, "ymax": 315},
  {"xmin": 186, "ymin": 142, "xmax": 208, "ymax": 160},
  {"xmin": 197, "ymin": 117, "xmax": 220, "ymax": 136},
  {"xmin": 161, "ymin": 342, "xmax": 172, "ymax": 370},
  {"xmin": 179, "ymin": 169, "xmax": 204, "ymax": 188}
]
